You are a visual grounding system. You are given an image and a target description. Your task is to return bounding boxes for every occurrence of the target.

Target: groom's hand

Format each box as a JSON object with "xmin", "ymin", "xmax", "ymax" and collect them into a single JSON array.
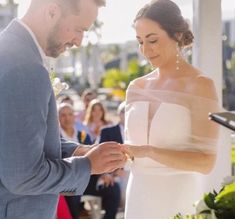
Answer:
[
  {"xmin": 122, "ymin": 144, "xmax": 146, "ymax": 159},
  {"xmin": 85, "ymin": 142, "xmax": 127, "ymax": 174}
]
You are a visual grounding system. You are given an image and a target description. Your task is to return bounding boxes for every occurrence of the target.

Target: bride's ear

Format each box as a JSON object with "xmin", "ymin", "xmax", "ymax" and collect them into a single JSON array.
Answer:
[{"xmin": 174, "ymin": 32, "xmax": 183, "ymax": 43}]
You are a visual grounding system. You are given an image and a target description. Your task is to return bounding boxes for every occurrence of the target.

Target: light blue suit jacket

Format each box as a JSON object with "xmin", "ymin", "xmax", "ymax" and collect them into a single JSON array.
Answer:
[{"xmin": 0, "ymin": 20, "xmax": 91, "ymax": 219}]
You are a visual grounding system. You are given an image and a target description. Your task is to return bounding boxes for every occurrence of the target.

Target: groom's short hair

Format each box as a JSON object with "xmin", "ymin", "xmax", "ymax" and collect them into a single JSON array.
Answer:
[{"xmin": 59, "ymin": 0, "xmax": 106, "ymax": 13}]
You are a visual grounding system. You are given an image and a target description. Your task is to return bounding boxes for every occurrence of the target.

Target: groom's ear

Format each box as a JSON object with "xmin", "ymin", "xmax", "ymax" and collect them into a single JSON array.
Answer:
[{"xmin": 45, "ymin": 3, "xmax": 62, "ymax": 25}]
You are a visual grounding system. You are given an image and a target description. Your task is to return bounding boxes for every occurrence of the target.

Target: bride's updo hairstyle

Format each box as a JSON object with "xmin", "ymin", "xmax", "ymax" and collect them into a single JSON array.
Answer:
[{"xmin": 134, "ymin": 0, "xmax": 194, "ymax": 48}]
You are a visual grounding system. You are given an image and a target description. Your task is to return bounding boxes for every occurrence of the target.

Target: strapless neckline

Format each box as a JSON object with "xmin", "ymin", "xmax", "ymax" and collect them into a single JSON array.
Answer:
[{"xmin": 125, "ymin": 101, "xmax": 191, "ymax": 146}]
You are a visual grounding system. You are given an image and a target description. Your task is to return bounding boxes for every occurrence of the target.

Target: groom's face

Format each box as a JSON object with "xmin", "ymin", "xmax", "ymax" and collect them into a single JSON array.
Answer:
[{"xmin": 45, "ymin": 0, "xmax": 98, "ymax": 57}]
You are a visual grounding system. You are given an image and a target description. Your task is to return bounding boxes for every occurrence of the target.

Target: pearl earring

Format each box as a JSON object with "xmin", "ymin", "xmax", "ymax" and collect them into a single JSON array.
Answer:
[{"xmin": 176, "ymin": 43, "xmax": 180, "ymax": 71}]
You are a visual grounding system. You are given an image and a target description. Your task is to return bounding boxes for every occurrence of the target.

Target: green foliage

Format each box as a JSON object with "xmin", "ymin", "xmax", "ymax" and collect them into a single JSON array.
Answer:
[
  {"xmin": 102, "ymin": 58, "xmax": 151, "ymax": 90},
  {"xmin": 171, "ymin": 182, "xmax": 235, "ymax": 219},
  {"xmin": 102, "ymin": 68, "xmax": 129, "ymax": 89},
  {"xmin": 63, "ymin": 73, "xmax": 72, "ymax": 84},
  {"xmin": 204, "ymin": 192, "xmax": 217, "ymax": 209},
  {"xmin": 215, "ymin": 183, "xmax": 235, "ymax": 210},
  {"xmin": 232, "ymin": 147, "xmax": 235, "ymax": 165},
  {"xmin": 171, "ymin": 213, "xmax": 183, "ymax": 219},
  {"xmin": 170, "ymin": 214, "xmax": 207, "ymax": 219},
  {"xmin": 202, "ymin": 184, "xmax": 235, "ymax": 219}
]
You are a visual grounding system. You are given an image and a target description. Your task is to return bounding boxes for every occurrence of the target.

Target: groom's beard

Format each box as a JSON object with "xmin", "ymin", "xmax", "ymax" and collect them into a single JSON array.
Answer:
[{"xmin": 46, "ymin": 22, "xmax": 71, "ymax": 58}]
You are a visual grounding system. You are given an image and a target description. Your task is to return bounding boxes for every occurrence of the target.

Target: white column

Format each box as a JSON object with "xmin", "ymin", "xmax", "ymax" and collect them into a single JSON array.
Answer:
[
  {"xmin": 192, "ymin": 0, "xmax": 222, "ymax": 102},
  {"xmin": 193, "ymin": 0, "xmax": 231, "ymax": 192}
]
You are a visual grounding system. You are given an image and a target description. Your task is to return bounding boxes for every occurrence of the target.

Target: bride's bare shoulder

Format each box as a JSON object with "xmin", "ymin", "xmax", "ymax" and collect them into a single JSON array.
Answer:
[
  {"xmin": 128, "ymin": 70, "xmax": 156, "ymax": 89},
  {"xmin": 189, "ymin": 68, "xmax": 218, "ymax": 100}
]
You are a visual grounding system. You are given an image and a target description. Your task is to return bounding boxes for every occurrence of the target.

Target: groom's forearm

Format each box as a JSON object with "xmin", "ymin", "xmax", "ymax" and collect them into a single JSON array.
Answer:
[
  {"xmin": 72, "ymin": 145, "xmax": 90, "ymax": 156},
  {"xmin": 72, "ymin": 144, "xmax": 97, "ymax": 156}
]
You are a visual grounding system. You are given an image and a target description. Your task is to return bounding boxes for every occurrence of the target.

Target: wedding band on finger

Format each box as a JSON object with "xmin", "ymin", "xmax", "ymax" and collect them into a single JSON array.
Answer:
[{"xmin": 125, "ymin": 153, "xmax": 134, "ymax": 162}]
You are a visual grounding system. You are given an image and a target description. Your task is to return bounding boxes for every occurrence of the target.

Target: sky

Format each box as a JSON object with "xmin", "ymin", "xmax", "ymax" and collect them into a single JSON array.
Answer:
[
  {"xmin": 15, "ymin": 0, "xmax": 235, "ymax": 44},
  {"xmin": 98, "ymin": 0, "xmax": 193, "ymax": 44}
]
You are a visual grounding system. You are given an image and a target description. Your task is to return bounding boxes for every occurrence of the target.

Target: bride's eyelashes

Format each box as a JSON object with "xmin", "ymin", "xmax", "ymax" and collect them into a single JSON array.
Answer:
[
  {"xmin": 149, "ymin": 39, "xmax": 158, "ymax": 44},
  {"xmin": 137, "ymin": 39, "xmax": 158, "ymax": 46}
]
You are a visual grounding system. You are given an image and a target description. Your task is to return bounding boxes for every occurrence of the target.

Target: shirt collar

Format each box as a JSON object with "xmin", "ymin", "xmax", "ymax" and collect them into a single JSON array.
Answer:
[
  {"xmin": 60, "ymin": 127, "xmax": 78, "ymax": 142},
  {"xmin": 16, "ymin": 19, "xmax": 48, "ymax": 66}
]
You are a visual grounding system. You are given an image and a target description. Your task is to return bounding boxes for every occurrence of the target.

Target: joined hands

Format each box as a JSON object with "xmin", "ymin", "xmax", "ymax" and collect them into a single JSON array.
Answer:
[{"xmin": 85, "ymin": 142, "xmax": 129, "ymax": 174}]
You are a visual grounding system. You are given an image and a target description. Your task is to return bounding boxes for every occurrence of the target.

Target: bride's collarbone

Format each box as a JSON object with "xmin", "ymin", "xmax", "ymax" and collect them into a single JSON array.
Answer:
[{"xmin": 144, "ymin": 77, "xmax": 189, "ymax": 91}]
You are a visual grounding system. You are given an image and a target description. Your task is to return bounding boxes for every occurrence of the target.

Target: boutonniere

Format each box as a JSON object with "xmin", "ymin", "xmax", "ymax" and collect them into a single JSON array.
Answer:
[{"xmin": 50, "ymin": 71, "xmax": 69, "ymax": 97}]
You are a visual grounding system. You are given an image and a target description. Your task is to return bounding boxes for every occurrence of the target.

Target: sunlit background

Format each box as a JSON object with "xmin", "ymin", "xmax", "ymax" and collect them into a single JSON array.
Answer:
[
  {"xmin": 15, "ymin": 0, "xmax": 193, "ymax": 44},
  {"xmin": 12, "ymin": 0, "xmax": 235, "ymax": 44},
  {"xmin": 0, "ymin": 0, "xmax": 235, "ymax": 113}
]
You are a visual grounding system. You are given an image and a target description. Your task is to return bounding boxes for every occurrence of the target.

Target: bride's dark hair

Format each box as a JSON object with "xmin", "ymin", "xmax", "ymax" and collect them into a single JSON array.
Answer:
[{"xmin": 134, "ymin": 0, "xmax": 194, "ymax": 47}]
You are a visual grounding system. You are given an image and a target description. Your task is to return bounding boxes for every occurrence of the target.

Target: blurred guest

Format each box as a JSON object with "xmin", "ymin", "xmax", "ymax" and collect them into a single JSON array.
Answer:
[
  {"xmin": 57, "ymin": 95, "xmax": 74, "ymax": 106},
  {"xmin": 76, "ymin": 89, "xmax": 97, "ymax": 133},
  {"xmin": 59, "ymin": 103, "xmax": 78, "ymax": 142},
  {"xmin": 77, "ymin": 89, "xmax": 97, "ymax": 122},
  {"xmin": 99, "ymin": 101, "xmax": 128, "ymax": 212},
  {"xmin": 58, "ymin": 103, "xmax": 82, "ymax": 219},
  {"xmin": 78, "ymin": 130, "xmax": 121, "ymax": 219},
  {"xmin": 83, "ymin": 99, "xmax": 112, "ymax": 143},
  {"xmin": 57, "ymin": 196, "xmax": 73, "ymax": 219},
  {"xmin": 58, "ymin": 103, "xmax": 120, "ymax": 219},
  {"xmin": 99, "ymin": 101, "xmax": 126, "ymax": 144}
]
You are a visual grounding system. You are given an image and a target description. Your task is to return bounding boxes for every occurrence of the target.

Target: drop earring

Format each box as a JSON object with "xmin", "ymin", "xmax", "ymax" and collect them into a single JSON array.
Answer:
[{"xmin": 176, "ymin": 42, "xmax": 180, "ymax": 71}]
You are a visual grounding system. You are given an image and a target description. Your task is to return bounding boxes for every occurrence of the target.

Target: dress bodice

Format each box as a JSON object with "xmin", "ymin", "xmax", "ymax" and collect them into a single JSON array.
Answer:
[
  {"xmin": 125, "ymin": 101, "xmax": 191, "ymax": 174},
  {"xmin": 124, "ymin": 89, "xmax": 220, "ymax": 219}
]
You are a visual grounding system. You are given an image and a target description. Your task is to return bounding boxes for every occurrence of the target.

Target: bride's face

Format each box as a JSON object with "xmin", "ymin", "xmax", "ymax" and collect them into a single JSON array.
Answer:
[{"xmin": 134, "ymin": 18, "xmax": 177, "ymax": 68}]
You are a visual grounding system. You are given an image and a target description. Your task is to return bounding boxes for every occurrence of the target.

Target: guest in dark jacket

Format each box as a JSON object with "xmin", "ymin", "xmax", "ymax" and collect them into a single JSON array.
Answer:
[
  {"xmin": 83, "ymin": 102, "xmax": 127, "ymax": 219},
  {"xmin": 99, "ymin": 101, "xmax": 125, "ymax": 144},
  {"xmin": 58, "ymin": 102, "xmax": 122, "ymax": 219},
  {"xmin": 96, "ymin": 101, "xmax": 127, "ymax": 217}
]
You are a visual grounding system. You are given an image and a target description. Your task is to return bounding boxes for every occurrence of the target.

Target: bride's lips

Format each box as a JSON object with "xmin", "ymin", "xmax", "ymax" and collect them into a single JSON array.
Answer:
[{"xmin": 148, "ymin": 55, "xmax": 160, "ymax": 61}]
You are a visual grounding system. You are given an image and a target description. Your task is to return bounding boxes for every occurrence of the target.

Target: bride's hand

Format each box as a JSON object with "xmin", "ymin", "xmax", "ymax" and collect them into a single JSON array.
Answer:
[{"xmin": 121, "ymin": 144, "xmax": 147, "ymax": 159}]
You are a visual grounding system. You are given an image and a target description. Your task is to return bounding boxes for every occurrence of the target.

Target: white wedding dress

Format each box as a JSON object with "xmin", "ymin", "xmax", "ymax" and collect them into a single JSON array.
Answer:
[{"xmin": 124, "ymin": 101, "xmax": 207, "ymax": 219}]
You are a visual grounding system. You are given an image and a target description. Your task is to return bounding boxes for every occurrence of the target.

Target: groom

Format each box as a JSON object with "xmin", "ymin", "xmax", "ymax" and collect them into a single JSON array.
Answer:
[{"xmin": 0, "ymin": 0, "xmax": 126, "ymax": 218}]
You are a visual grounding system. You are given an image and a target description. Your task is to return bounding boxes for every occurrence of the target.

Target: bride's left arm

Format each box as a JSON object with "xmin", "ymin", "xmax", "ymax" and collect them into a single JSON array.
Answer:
[{"xmin": 124, "ymin": 144, "xmax": 216, "ymax": 174}]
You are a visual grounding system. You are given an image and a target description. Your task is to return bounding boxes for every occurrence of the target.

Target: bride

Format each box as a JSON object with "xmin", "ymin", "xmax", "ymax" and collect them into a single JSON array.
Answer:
[{"xmin": 123, "ymin": 0, "xmax": 219, "ymax": 218}]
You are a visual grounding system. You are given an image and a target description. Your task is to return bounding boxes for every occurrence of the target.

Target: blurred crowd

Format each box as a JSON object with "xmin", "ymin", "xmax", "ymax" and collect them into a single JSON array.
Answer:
[{"xmin": 56, "ymin": 89, "xmax": 129, "ymax": 219}]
